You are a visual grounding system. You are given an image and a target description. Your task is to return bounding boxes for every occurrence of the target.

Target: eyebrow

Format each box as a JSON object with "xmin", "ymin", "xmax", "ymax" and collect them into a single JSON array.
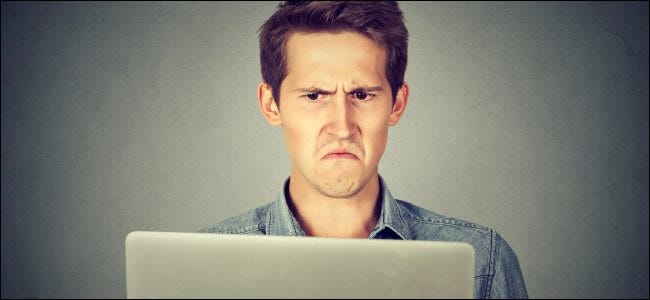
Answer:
[{"xmin": 291, "ymin": 86, "xmax": 384, "ymax": 94}]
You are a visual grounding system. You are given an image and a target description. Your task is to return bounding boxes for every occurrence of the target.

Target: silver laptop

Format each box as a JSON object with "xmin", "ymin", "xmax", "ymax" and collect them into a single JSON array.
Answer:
[{"xmin": 125, "ymin": 231, "xmax": 474, "ymax": 299}]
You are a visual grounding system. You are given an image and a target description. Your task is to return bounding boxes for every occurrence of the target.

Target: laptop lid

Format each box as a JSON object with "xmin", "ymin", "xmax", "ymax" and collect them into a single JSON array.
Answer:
[{"xmin": 125, "ymin": 231, "xmax": 474, "ymax": 298}]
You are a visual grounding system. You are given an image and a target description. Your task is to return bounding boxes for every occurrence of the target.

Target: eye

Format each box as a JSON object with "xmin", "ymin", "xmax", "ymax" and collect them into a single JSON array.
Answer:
[
  {"xmin": 306, "ymin": 93, "xmax": 319, "ymax": 101},
  {"xmin": 352, "ymin": 91, "xmax": 374, "ymax": 101}
]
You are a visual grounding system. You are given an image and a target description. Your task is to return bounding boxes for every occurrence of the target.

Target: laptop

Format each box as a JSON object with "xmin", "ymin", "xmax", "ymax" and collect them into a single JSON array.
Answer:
[{"xmin": 125, "ymin": 231, "xmax": 475, "ymax": 298}]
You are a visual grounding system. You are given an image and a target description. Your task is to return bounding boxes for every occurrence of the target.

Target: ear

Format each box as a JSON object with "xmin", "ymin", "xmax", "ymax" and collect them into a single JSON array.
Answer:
[
  {"xmin": 388, "ymin": 82, "xmax": 409, "ymax": 126},
  {"xmin": 258, "ymin": 81, "xmax": 282, "ymax": 126}
]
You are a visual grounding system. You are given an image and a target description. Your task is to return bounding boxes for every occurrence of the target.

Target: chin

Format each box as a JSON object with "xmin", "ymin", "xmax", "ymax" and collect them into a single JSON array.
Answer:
[{"xmin": 315, "ymin": 176, "xmax": 365, "ymax": 198}]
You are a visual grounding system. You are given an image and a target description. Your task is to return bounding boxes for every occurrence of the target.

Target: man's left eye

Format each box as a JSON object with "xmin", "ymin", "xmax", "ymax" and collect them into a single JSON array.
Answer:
[
  {"xmin": 354, "ymin": 91, "xmax": 370, "ymax": 101},
  {"xmin": 306, "ymin": 93, "xmax": 319, "ymax": 101}
]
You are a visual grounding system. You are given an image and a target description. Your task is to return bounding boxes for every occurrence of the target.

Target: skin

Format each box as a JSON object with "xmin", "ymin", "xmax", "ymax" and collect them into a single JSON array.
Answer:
[{"xmin": 258, "ymin": 31, "xmax": 409, "ymax": 238}]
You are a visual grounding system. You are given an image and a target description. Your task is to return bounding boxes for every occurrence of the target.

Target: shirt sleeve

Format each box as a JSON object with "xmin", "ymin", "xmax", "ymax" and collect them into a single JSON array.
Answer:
[{"xmin": 489, "ymin": 231, "xmax": 529, "ymax": 299}]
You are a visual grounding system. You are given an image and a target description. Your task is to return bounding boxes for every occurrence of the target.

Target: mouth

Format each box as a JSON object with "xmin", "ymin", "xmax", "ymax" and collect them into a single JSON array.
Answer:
[{"xmin": 322, "ymin": 150, "xmax": 359, "ymax": 160}]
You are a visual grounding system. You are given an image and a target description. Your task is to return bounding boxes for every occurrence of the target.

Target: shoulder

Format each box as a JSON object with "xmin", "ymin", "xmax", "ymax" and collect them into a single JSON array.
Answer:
[
  {"xmin": 199, "ymin": 202, "xmax": 273, "ymax": 235},
  {"xmin": 394, "ymin": 200, "xmax": 519, "ymax": 277},
  {"xmin": 395, "ymin": 199, "xmax": 493, "ymax": 239}
]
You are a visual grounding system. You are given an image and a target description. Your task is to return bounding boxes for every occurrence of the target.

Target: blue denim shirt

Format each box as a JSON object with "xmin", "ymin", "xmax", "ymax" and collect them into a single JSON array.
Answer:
[{"xmin": 201, "ymin": 177, "xmax": 528, "ymax": 299}]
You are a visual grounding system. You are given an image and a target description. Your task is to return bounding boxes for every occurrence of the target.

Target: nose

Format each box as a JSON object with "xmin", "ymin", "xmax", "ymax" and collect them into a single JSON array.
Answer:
[{"xmin": 325, "ymin": 94, "xmax": 356, "ymax": 139}]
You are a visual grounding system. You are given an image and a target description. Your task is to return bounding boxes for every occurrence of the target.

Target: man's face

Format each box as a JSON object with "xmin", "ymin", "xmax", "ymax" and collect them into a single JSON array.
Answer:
[{"xmin": 266, "ymin": 31, "xmax": 407, "ymax": 198}]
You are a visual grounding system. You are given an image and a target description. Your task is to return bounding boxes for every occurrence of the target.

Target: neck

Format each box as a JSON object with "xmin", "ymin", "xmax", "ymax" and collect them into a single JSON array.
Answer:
[{"xmin": 287, "ymin": 172, "xmax": 381, "ymax": 238}]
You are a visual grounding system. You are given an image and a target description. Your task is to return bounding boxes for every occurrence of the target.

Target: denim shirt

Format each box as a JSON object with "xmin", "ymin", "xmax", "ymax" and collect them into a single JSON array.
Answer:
[{"xmin": 201, "ymin": 177, "xmax": 528, "ymax": 299}]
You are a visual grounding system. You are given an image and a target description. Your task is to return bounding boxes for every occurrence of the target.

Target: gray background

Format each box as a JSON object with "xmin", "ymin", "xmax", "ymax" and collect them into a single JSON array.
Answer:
[{"xmin": 2, "ymin": 1, "xmax": 648, "ymax": 298}]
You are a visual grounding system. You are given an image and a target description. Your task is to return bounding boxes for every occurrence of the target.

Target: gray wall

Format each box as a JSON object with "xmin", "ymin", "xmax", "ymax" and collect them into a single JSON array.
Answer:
[{"xmin": 2, "ymin": 1, "xmax": 648, "ymax": 298}]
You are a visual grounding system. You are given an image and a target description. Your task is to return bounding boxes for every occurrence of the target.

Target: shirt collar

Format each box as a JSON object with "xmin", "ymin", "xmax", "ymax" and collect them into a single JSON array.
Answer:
[
  {"xmin": 266, "ymin": 179, "xmax": 306, "ymax": 236},
  {"xmin": 266, "ymin": 176, "xmax": 412, "ymax": 240},
  {"xmin": 371, "ymin": 176, "xmax": 412, "ymax": 240}
]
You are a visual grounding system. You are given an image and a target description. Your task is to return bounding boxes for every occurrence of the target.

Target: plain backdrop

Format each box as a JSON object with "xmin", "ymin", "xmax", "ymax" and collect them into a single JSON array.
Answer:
[{"xmin": 2, "ymin": 1, "xmax": 648, "ymax": 298}]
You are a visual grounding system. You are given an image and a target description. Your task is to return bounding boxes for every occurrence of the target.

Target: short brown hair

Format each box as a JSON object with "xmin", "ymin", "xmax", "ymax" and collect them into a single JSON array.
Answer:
[{"xmin": 259, "ymin": 1, "xmax": 409, "ymax": 105}]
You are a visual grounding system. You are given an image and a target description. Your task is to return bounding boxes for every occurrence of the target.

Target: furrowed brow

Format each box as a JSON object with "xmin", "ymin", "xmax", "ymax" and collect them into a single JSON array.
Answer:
[
  {"xmin": 346, "ymin": 86, "xmax": 384, "ymax": 93},
  {"xmin": 291, "ymin": 88, "xmax": 335, "ymax": 95}
]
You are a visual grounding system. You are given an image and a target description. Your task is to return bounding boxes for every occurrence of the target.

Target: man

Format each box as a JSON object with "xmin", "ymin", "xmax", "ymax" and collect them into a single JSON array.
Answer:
[{"xmin": 202, "ymin": 1, "xmax": 528, "ymax": 298}]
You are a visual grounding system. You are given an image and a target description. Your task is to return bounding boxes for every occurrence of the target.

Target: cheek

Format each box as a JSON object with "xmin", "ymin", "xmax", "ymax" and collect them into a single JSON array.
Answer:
[
  {"xmin": 361, "ymin": 117, "xmax": 390, "ymax": 159},
  {"xmin": 283, "ymin": 118, "xmax": 318, "ymax": 158},
  {"xmin": 367, "ymin": 129, "xmax": 388, "ymax": 155}
]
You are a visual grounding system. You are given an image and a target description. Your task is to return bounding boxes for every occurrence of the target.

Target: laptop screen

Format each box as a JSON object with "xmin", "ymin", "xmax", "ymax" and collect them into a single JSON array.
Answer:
[{"xmin": 125, "ymin": 231, "xmax": 474, "ymax": 298}]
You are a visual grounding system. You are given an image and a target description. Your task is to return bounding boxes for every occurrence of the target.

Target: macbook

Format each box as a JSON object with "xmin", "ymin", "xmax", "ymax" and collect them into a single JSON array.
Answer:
[{"xmin": 125, "ymin": 231, "xmax": 474, "ymax": 298}]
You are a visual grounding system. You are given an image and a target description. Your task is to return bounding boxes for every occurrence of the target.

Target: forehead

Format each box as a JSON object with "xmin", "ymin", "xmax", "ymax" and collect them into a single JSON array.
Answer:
[{"xmin": 284, "ymin": 31, "xmax": 387, "ymax": 84}]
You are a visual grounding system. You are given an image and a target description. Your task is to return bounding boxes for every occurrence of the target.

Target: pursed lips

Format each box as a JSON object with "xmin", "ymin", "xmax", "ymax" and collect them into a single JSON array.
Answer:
[{"xmin": 321, "ymin": 149, "xmax": 359, "ymax": 160}]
